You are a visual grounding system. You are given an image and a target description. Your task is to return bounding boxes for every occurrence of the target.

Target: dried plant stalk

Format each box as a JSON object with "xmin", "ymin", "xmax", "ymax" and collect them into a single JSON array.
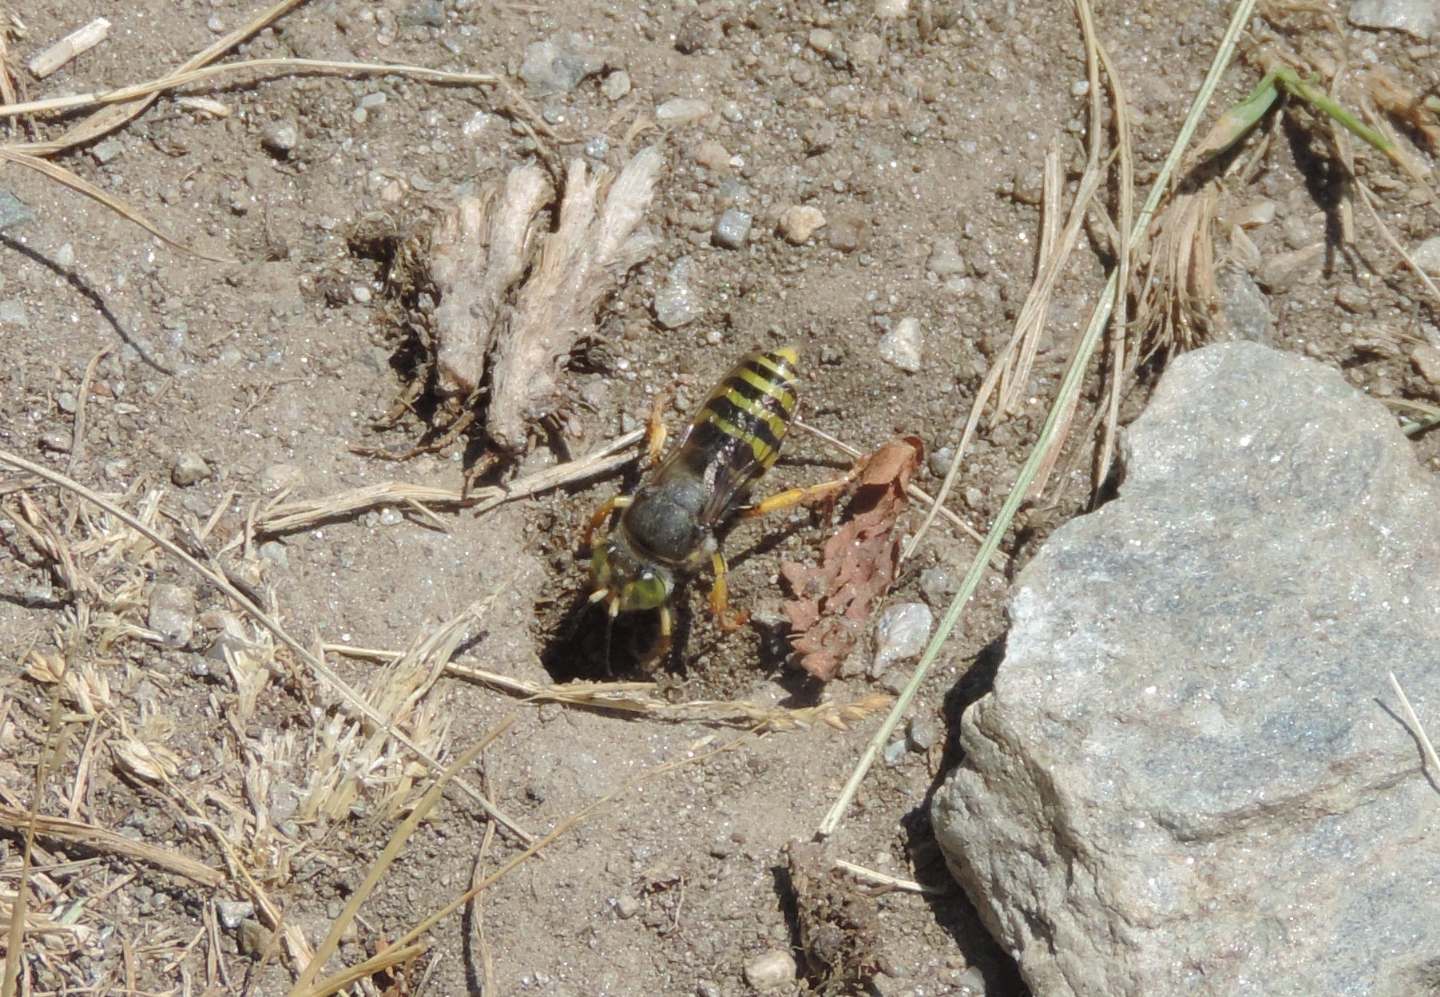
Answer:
[
  {"xmin": 432, "ymin": 165, "xmax": 551, "ymax": 398},
  {"xmin": 486, "ymin": 146, "xmax": 664, "ymax": 452}
]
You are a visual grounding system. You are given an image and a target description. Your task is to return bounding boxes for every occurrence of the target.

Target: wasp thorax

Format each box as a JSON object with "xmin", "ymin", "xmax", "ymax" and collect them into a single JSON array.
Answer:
[{"xmin": 591, "ymin": 533, "xmax": 674, "ymax": 612}]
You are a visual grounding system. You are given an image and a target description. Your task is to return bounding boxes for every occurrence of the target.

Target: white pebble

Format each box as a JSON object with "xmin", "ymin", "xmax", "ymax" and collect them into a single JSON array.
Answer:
[
  {"xmin": 878, "ymin": 317, "xmax": 924, "ymax": 373},
  {"xmin": 743, "ymin": 950, "xmax": 797, "ymax": 991},
  {"xmin": 873, "ymin": 602, "xmax": 933, "ymax": 675},
  {"xmin": 1411, "ymin": 236, "xmax": 1440, "ymax": 276},
  {"xmin": 655, "ymin": 97, "xmax": 711, "ymax": 125}
]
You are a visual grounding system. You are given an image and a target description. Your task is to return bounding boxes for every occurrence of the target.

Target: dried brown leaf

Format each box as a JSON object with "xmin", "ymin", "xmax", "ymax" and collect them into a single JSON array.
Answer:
[{"xmin": 780, "ymin": 437, "xmax": 923, "ymax": 681}]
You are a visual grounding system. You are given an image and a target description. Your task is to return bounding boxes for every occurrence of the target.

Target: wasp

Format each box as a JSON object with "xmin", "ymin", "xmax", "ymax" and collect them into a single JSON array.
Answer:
[{"xmin": 584, "ymin": 346, "xmax": 837, "ymax": 661}]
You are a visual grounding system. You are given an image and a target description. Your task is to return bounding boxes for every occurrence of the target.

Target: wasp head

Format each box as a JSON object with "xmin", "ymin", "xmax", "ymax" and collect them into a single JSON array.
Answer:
[{"xmin": 590, "ymin": 532, "xmax": 674, "ymax": 614}]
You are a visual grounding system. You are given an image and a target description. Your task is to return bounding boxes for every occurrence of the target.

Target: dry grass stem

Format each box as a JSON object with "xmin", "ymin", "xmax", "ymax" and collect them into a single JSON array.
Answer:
[
  {"xmin": 831, "ymin": 859, "xmax": 945, "ymax": 895},
  {"xmin": 259, "ymin": 427, "xmax": 643, "ymax": 534},
  {"xmin": 331, "ymin": 645, "xmax": 893, "ymax": 731},
  {"xmin": 1389, "ymin": 672, "xmax": 1440, "ymax": 786},
  {"xmin": 1, "ymin": 58, "xmax": 499, "ymax": 124},
  {"xmin": 26, "ymin": 16, "xmax": 110, "ymax": 79},
  {"xmin": 486, "ymin": 147, "xmax": 664, "ymax": 452},
  {"xmin": 0, "ymin": 804, "xmax": 223, "ymax": 888},
  {"xmin": 468, "ymin": 824, "xmax": 498, "ymax": 997},
  {"xmin": 1078, "ymin": 0, "xmax": 1135, "ymax": 496},
  {"xmin": 0, "ymin": 447, "xmax": 533, "ymax": 842}
]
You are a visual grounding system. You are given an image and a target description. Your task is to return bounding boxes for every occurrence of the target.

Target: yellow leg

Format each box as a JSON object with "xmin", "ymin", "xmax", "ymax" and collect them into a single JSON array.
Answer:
[
  {"xmin": 646, "ymin": 602, "xmax": 674, "ymax": 663},
  {"xmin": 739, "ymin": 471, "xmax": 859, "ymax": 519},
  {"xmin": 644, "ymin": 390, "xmax": 671, "ymax": 466},
  {"xmin": 583, "ymin": 495, "xmax": 632, "ymax": 549},
  {"xmin": 708, "ymin": 550, "xmax": 749, "ymax": 630}
]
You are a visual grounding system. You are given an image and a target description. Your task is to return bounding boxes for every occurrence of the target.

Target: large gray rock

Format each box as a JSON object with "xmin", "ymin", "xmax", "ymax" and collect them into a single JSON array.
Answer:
[{"xmin": 933, "ymin": 342, "xmax": 1440, "ymax": 996}]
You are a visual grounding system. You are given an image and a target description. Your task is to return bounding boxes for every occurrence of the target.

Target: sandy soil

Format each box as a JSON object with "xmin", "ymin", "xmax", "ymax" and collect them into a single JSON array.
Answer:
[{"xmin": 2, "ymin": 1, "xmax": 1438, "ymax": 995}]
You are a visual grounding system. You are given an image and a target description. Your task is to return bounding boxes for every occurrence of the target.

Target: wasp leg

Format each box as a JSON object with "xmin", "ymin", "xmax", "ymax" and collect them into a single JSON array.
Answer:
[
  {"xmin": 708, "ymin": 550, "xmax": 750, "ymax": 631},
  {"xmin": 739, "ymin": 470, "xmax": 859, "ymax": 519},
  {"xmin": 644, "ymin": 389, "xmax": 671, "ymax": 466},
  {"xmin": 644, "ymin": 601, "xmax": 674, "ymax": 664},
  {"xmin": 582, "ymin": 495, "xmax": 633, "ymax": 550}
]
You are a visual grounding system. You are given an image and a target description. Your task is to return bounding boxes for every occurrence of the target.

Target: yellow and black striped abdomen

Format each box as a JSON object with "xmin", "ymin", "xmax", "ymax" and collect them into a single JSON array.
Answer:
[
  {"xmin": 669, "ymin": 347, "xmax": 799, "ymax": 526},
  {"xmin": 692, "ymin": 347, "xmax": 798, "ymax": 468}
]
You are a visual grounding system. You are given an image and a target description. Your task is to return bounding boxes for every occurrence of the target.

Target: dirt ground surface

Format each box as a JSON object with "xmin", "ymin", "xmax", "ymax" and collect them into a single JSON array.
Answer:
[{"xmin": 2, "ymin": 1, "xmax": 1439, "ymax": 995}]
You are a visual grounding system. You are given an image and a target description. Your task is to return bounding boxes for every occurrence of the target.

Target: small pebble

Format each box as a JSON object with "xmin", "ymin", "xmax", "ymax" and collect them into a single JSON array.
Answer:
[
  {"xmin": 1217, "ymin": 267, "xmax": 1273, "ymax": 345},
  {"xmin": 359, "ymin": 91, "xmax": 388, "ymax": 111},
  {"xmin": 1411, "ymin": 236, "xmax": 1440, "ymax": 276},
  {"xmin": 261, "ymin": 120, "xmax": 298, "ymax": 158},
  {"xmin": 908, "ymin": 715, "xmax": 941, "ymax": 751},
  {"xmin": 919, "ymin": 565, "xmax": 960, "ymax": 606},
  {"xmin": 520, "ymin": 35, "xmax": 605, "ymax": 94},
  {"xmin": 238, "ymin": 919, "xmax": 277, "ymax": 959},
  {"xmin": 808, "ymin": 28, "xmax": 837, "ymax": 55},
  {"xmin": 1348, "ymin": 0, "xmax": 1437, "ymax": 40},
  {"xmin": 656, "ymin": 97, "xmax": 711, "ymax": 125},
  {"xmin": 403, "ymin": 0, "xmax": 445, "ymax": 27},
  {"xmin": 850, "ymin": 32, "xmax": 884, "ymax": 66},
  {"xmin": 54, "ymin": 243, "xmax": 75, "ymax": 268},
  {"xmin": 654, "ymin": 257, "xmax": 703, "ymax": 328},
  {"xmin": 0, "ymin": 189, "xmax": 34, "ymax": 231},
  {"xmin": 928, "ymin": 446, "xmax": 956, "ymax": 478},
  {"xmin": 584, "ymin": 135, "xmax": 610, "ymax": 160},
  {"xmin": 92, "ymin": 138, "xmax": 123, "ymax": 165},
  {"xmin": 601, "ymin": 70, "xmax": 632, "ymax": 101},
  {"xmin": 691, "ymin": 139, "xmax": 730, "ymax": 171},
  {"xmin": 1257, "ymin": 244, "xmax": 1324, "ymax": 293},
  {"xmin": 926, "ymin": 237, "xmax": 967, "ymax": 277},
  {"xmin": 875, "ymin": 0, "xmax": 911, "ymax": 18},
  {"xmin": 827, "ymin": 213, "xmax": 867, "ymax": 253},
  {"xmin": 615, "ymin": 895, "xmax": 641, "ymax": 919},
  {"xmin": 803, "ymin": 123, "xmax": 837, "ymax": 155},
  {"xmin": 743, "ymin": 950, "xmax": 797, "ymax": 991},
  {"xmin": 779, "ymin": 205, "xmax": 827, "ymax": 245},
  {"xmin": 883, "ymin": 737, "xmax": 909, "ymax": 766},
  {"xmin": 39, "ymin": 430, "xmax": 71, "ymax": 453},
  {"xmin": 712, "ymin": 209, "xmax": 752, "ymax": 249},
  {"xmin": 0, "ymin": 299, "xmax": 28, "ymax": 327},
  {"xmin": 258, "ymin": 463, "xmax": 302, "ymax": 494},
  {"xmin": 873, "ymin": 602, "xmax": 933, "ymax": 675},
  {"xmin": 171, "ymin": 452, "xmax": 212, "ymax": 486},
  {"xmin": 258, "ymin": 541, "xmax": 288, "ymax": 568},
  {"xmin": 352, "ymin": 284, "xmax": 372, "ymax": 304},
  {"xmin": 1335, "ymin": 285, "xmax": 1368, "ymax": 314},
  {"xmin": 1410, "ymin": 343, "xmax": 1440, "ymax": 385},
  {"xmin": 56, "ymin": 391, "xmax": 77, "ymax": 414},
  {"xmin": 878, "ymin": 317, "xmax": 924, "ymax": 373},
  {"xmin": 217, "ymin": 900, "xmax": 254, "ymax": 930},
  {"xmin": 148, "ymin": 583, "xmax": 196, "ymax": 647}
]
